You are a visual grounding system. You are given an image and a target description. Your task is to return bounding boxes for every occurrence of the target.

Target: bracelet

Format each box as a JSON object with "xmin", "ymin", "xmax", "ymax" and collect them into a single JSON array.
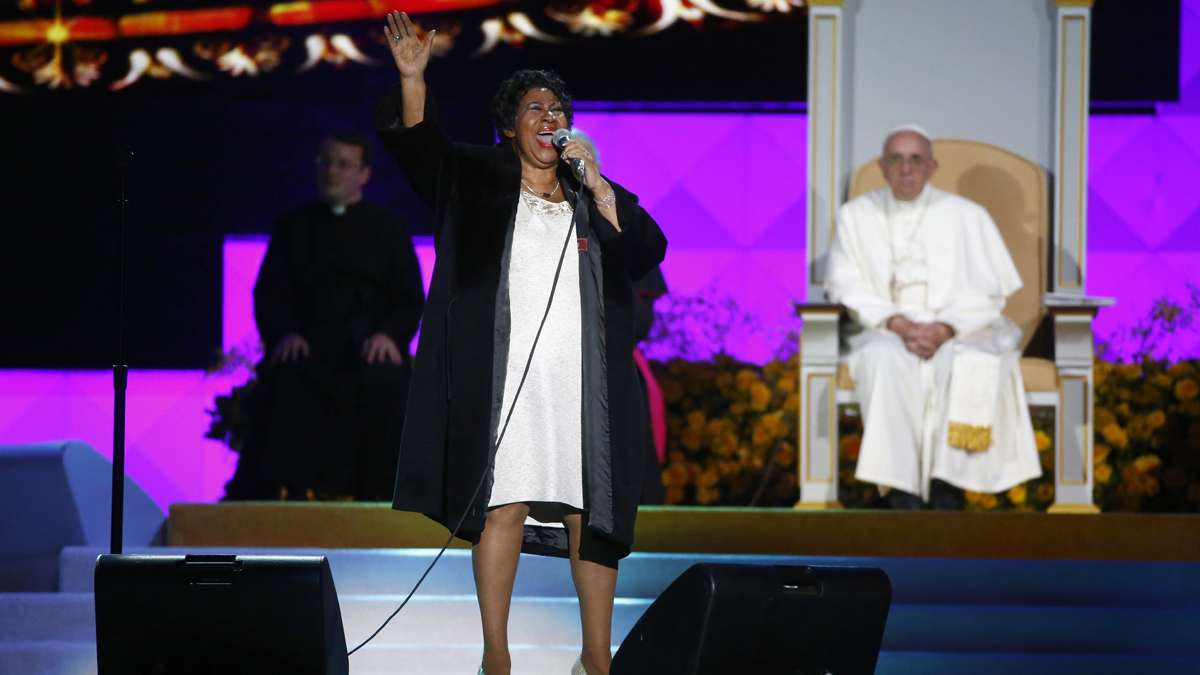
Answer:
[{"xmin": 593, "ymin": 184, "xmax": 616, "ymax": 209}]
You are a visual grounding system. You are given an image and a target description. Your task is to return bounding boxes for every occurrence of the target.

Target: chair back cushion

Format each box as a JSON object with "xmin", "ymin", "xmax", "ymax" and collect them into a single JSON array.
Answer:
[{"xmin": 848, "ymin": 140, "xmax": 1047, "ymax": 351}]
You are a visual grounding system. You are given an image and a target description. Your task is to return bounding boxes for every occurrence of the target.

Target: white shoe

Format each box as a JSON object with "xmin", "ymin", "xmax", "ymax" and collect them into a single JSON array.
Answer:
[{"xmin": 571, "ymin": 655, "xmax": 586, "ymax": 675}]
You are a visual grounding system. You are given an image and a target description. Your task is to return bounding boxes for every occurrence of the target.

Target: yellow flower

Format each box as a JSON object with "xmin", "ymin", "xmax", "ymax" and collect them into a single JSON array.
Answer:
[
  {"xmin": 696, "ymin": 486, "xmax": 720, "ymax": 505},
  {"xmin": 705, "ymin": 418, "xmax": 725, "ymax": 438},
  {"xmin": 783, "ymin": 393, "xmax": 800, "ymax": 412},
  {"xmin": 1167, "ymin": 362, "xmax": 1196, "ymax": 378},
  {"xmin": 1093, "ymin": 443, "xmax": 1110, "ymax": 465},
  {"xmin": 686, "ymin": 410, "xmax": 706, "ymax": 430},
  {"xmin": 680, "ymin": 427, "xmax": 704, "ymax": 451},
  {"xmin": 1007, "ymin": 484, "xmax": 1027, "ymax": 505},
  {"xmin": 1151, "ymin": 373, "xmax": 1173, "ymax": 388},
  {"xmin": 1127, "ymin": 415, "xmax": 1152, "ymax": 441},
  {"xmin": 752, "ymin": 425, "xmax": 774, "ymax": 449},
  {"xmin": 1035, "ymin": 430, "xmax": 1052, "ymax": 452},
  {"xmin": 776, "ymin": 375, "xmax": 796, "ymax": 394},
  {"xmin": 1094, "ymin": 361, "xmax": 1113, "ymax": 383},
  {"xmin": 1095, "ymin": 407, "xmax": 1116, "ymax": 429},
  {"xmin": 749, "ymin": 382, "xmax": 772, "ymax": 411},
  {"xmin": 980, "ymin": 493, "xmax": 999, "ymax": 510},
  {"xmin": 776, "ymin": 441, "xmax": 796, "ymax": 467},
  {"xmin": 839, "ymin": 433, "xmax": 862, "ymax": 460},
  {"xmin": 1176, "ymin": 378, "xmax": 1199, "ymax": 401},
  {"xmin": 1118, "ymin": 363, "xmax": 1142, "ymax": 381},
  {"xmin": 760, "ymin": 412, "xmax": 784, "ymax": 436},
  {"xmin": 714, "ymin": 432, "xmax": 738, "ymax": 456},
  {"xmin": 1095, "ymin": 463, "xmax": 1113, "ymax": 483},
  {"xmin": 763, "ymin": 360, "xmax": 784, "ymax": 382},
  {"xmin": 1040, "ymin": 448, "xmax": 1054, "ymax": 470},
  {"xmin": 735, "ymin": 368, "xmax": 760, "ymax": 392},
  {"xmin": 1036, "ymin": 483, "xmax": 1055, "ymax": 502},
  {"xmin": 1115, "ymin": 403, "xmax": 1132, "ymax": 420},
  {"xmin": 964, "ymin": 490, "xmax": 983, "ymax": 504},
  {"xmin": 1133, "ymin": 454, "xmax": 1162, "ymax": 473},
  {"xmin": 696, "ymin": 467, "xmax": 719, "ymax": 488},
  {"xmin": 1100, "ymin": 423, "xmax": 1128, "ymax": 450},
  {"xmin": 1143, "ymin": 475, "xmax": 1161, "ymax": 497},
  {"xmin": 662, "ymin": 463, "xmax": 689, "ymax": 488}
]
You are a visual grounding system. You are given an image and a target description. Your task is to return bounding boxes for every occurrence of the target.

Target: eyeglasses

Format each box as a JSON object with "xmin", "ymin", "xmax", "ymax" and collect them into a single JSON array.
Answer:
[
  {"xmin": 881, "ymin": 154, "xmax": 932, "ymax": 169},
  {"xmin": 521, "ymin": 102, "xmax": 566, "ymax": 118}
]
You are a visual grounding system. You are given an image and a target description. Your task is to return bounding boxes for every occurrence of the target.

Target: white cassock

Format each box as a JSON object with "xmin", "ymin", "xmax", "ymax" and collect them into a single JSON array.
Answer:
[{"xmin": 826, "ymin": 184, "xmax": 1041, "ymax": 499}]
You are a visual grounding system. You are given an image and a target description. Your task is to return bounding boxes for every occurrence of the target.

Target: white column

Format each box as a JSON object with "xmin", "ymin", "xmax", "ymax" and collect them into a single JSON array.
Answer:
[
  {"xmin": 1052, "ymin": 0, "xmax": 1092, "ymax": 294},
  {"xmin": 797, "ymin": 0, "xmax": 847, "ymax": 509},
  {"xmin": 804, "ymin": 0, "xmax": 846, "ymax": 301},
  {"xmin": 796, "ymin": 307, "xmax": 841, "ymax": 508},
  {"xmin": 1047, "ymin": 307, "xmax": 1101, "ymax": 513}
]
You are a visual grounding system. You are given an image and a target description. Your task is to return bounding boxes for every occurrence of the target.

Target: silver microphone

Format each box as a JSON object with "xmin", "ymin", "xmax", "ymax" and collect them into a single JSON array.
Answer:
[{"xmin": 552, "ymin": 128, "xmax": 585, "ymax": 179}]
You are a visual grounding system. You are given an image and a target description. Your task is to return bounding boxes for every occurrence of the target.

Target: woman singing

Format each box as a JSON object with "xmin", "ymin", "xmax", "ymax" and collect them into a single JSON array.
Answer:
[{"xmin": 376, "ymin": 12, "xmax": 667, "ymax": 675}]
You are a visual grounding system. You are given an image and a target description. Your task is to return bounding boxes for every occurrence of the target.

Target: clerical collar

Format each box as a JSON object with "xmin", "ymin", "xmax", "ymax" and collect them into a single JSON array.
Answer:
[{"xmin": 327, "ymin": 200, "xmax": 359, "ymax": 216}]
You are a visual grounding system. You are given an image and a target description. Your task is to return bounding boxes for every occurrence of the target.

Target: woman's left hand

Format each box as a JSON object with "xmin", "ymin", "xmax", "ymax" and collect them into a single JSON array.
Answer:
[{"xmin": 560, "ymin": 140, "xmax": 603, "ymax": 191}]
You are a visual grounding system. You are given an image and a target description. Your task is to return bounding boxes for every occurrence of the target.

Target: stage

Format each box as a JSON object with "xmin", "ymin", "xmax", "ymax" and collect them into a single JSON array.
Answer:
[
  {"xmin": 2, "ymin": 498, "xmax": 1198, "ymax": 673},
  {"xmin": 168, "ymin": 503, "xmax": 1200, "ymax": 561}
]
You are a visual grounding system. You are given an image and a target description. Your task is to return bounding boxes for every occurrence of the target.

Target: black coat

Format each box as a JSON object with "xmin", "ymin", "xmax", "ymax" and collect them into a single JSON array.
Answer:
[{"xmin": 376, "ymin": 87, "xmax": 667, "ymax": 559}]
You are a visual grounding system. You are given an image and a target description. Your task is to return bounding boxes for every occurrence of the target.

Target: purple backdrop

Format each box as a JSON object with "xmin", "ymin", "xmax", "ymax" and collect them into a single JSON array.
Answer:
[{"xmin": 3, "ymin": 1, "xmax": 1198, "ymax": 507}]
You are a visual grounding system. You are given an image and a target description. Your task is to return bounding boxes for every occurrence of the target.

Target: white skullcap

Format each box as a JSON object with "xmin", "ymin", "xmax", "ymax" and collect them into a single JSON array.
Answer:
[{"xmin": 884, "ymin": 123, "xmax": 931, "ymax": 143}]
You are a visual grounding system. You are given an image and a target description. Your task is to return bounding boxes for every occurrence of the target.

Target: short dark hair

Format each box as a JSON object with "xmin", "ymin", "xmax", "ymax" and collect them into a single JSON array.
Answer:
[
  {"xmin": 324, "ymin": 131, "xmax": 372, "ymax": 167},
  {"xmin": 491, "ymin": 69, "xmax": 574, "ymax": 137}
]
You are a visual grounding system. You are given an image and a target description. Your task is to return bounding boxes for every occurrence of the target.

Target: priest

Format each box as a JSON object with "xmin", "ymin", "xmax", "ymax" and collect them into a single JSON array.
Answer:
[
  {"xmin": 228, "ymin": 132, "xmax": 426, "ymax": 501},
  {"xmin": 825, "ymin": 124, "xmax": 1041, "ymax": 509}
]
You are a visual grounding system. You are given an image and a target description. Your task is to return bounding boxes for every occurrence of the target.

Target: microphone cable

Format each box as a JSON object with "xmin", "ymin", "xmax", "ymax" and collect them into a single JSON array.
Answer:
[{"xmin": 348, "ymin": 186, "xmax": 586, "ymax": 657}]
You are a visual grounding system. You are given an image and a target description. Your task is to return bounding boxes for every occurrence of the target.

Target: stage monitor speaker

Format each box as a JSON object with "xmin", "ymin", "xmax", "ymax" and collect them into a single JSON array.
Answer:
[
  {"xmin": 611, "ymin": 563, "xmax": 891, "ymax": 675},
  {"xmin": 95, "ymin": 553, "xmax": 349, "ymax": 675}
]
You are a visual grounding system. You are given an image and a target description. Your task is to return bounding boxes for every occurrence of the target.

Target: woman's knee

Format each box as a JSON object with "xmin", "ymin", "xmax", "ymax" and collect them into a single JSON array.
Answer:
[{"xmin": 486, "ymin": 502, "xmax": 530, "ymax": 528}]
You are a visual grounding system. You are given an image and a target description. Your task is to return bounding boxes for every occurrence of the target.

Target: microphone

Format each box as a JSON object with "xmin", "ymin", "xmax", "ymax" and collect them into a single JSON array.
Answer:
[{"xmin": 552, "ymin": 128, "xmax": 585, "ymax": 179}]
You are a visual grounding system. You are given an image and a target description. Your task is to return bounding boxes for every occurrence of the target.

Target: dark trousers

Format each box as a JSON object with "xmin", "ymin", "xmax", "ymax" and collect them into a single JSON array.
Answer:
[{"xmin": 225, "ymin": 359, "xmax": 409, "ymax": 500}]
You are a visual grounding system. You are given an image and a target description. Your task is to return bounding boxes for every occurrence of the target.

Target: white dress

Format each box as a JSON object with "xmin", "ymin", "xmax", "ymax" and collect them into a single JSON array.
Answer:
[{"xmin": 487, "ymin": 190, "xmax": 585, "ymax": 524}]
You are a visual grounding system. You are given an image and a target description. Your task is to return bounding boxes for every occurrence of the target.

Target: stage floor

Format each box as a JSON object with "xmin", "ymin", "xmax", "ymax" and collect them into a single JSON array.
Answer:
[{"xmin": 168, "ymin": 503, "xmax": 1200, "ymax": 561}]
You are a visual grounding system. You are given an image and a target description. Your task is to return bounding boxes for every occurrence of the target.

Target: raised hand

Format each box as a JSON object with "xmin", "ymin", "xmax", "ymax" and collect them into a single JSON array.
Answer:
[{"xmin": 384, "ymin": 11, "xmax": 436, "ymax": 80}]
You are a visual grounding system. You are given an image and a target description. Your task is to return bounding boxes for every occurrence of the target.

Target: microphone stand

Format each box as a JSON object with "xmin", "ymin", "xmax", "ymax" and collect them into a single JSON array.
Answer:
[{"xmin": 111, "ymin": 149, "xmax": 133, "ymax": 555}]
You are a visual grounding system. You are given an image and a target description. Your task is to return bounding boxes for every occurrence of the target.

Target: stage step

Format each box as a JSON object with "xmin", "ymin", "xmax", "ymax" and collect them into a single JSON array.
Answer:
[
  {"xmin": 3, "ymin": 588, "xmax": 1196, "ymax": 655},
  {"xmin": 2, "ymin": 546, "xmax": 1196, "ymax": 675},
  {"xmin": 56, "ymin": 546, "xmax": 1200, "ymax": 606},
  {"xmin": 4, "ymin": 643, "xmax": 1199, "ymax": 675}
]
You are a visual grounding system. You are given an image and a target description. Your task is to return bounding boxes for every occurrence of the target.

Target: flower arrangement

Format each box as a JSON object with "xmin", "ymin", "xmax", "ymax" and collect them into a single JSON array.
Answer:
[{"xmin": 653, "ymin": 353, "xmax": 800, "ymax": 506}]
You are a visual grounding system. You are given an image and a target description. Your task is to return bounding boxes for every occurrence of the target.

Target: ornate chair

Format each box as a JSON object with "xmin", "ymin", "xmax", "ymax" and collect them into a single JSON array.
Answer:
[{"xmin": 796, "ymin": 140, "xmax": 1108, "ymax": 513}]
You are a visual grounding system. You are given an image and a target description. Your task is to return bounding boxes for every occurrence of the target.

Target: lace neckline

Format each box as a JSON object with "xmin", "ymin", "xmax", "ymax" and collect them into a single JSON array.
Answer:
[{"xmin": 518, "ymin": 189, "xmax": 573, "ymax": 218}]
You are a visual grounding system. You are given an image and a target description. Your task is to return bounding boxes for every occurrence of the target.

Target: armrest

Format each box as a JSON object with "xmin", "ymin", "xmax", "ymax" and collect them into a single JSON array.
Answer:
[
  {"xmin": 1043, "ymin": 294, "xmax": 1110, "ymax": 367},
  {"xmin": 1043, "ymin": 293, "xmax": 1114, "ymax": 318},
  {"xmin": 795, "ymin": 302, "xmax": 842, "ymax": 365},
  {"xmin": 795, "ymin": 301, "xmax": 842, "ymax": 316}
]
